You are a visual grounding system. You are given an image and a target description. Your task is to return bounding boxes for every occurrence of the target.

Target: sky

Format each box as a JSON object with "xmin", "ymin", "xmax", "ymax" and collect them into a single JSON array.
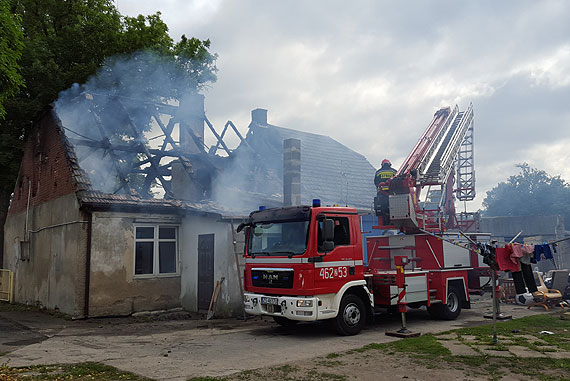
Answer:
[{"xmin": 117, "ymin": 0, "xmax": 570, "ymax": 211}]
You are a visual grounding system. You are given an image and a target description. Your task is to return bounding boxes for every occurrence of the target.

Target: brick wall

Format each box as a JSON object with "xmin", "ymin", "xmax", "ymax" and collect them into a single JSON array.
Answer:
[{"xmin": 9, "ymin": 111, "xmax": 76, "ymax": 215}]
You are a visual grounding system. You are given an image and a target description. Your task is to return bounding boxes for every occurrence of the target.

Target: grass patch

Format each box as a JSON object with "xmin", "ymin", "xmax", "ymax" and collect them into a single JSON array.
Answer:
[
  {"xmin": 333, "ymin": 314, "xmax": 570, "ymax": 380},
  {"xmin": 0, "ymin": 362, "xmax": 149, "ymax": 380},
  {"xmin": 455, "ymin": 314, "xmax": 570, "ymax": 338},
  {"xmin": 390, "ymin": 334, "xmax": 451, "ymax": 357},
  {"xmin": 353, "ymin": 342, "xmax": 388, "ymax": 353},
  {"xmin": 325, "ymin": 352, "xmax": 340, "ymax": 359}
]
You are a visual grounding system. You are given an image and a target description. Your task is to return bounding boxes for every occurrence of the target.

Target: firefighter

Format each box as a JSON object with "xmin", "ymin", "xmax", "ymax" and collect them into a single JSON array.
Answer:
[
  {"xmin": 374, "ymin": 159, "xmax": 397, "ymax": 191},
  {"xmin": 374, "ymin": 159, "xmax": 397, "ymax": 223}
]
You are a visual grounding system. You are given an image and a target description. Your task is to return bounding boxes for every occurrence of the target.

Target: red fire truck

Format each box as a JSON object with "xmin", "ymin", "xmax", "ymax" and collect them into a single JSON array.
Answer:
[{"xmin": 240, "ymin": 104, "xmax": 479, "ymax": 335}]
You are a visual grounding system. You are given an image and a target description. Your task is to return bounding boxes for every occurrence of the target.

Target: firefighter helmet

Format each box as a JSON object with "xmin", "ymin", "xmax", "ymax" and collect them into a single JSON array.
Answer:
[{"xmin": 381, "ymin": 159, "xmax": 391, "ymax": 166}]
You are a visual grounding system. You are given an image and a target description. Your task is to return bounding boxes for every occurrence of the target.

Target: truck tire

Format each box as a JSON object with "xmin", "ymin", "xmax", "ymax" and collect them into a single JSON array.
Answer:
[
  {"xmin": 273, "ymin": 316, "xmax": 298, "ymax": 327},
  {"xmin": 429, "ymin": 287, "xmax": 462, "ymax": 320},
  {"xmin": 333, "ymin": 294, "xmax": 366, "ymax": 335}
]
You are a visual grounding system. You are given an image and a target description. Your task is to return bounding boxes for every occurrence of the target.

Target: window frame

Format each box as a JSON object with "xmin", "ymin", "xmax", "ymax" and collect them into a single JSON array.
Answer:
[
  {"xmin": 133, "ymin": 224, "xmax": 180, "ymax": 278},
  {"xmin": 316, "ymin": 216, "xmax": 352, "ymax": 253}
]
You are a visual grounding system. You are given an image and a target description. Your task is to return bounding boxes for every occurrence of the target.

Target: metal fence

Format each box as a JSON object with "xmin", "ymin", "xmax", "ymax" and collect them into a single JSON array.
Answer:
[{"xmin": 0, "ymin": 269, "xmax": 14, "ymax": 303}]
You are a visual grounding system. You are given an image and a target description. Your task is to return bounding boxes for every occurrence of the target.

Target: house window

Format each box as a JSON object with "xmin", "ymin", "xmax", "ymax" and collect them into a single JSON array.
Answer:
[{"xmin": 134, "ymin": 225, "xmax": 178, "ymax": 276}]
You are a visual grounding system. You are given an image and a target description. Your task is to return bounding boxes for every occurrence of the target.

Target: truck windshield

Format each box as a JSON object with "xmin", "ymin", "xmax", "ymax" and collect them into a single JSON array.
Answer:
[{"xmin": 249, "ymin": 220, "xmax": 309, "ymax": 256}]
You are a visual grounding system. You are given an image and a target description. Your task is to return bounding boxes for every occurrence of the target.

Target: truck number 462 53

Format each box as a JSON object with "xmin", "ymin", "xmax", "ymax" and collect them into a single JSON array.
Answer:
[{"xmin": 320, "ymin": 267, "xmax": 348, "ymax": 279}]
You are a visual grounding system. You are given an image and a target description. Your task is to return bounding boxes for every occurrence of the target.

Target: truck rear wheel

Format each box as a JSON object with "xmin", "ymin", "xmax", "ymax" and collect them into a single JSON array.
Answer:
[
  {"xmin": 428, "ymin": 287, "xmax": 462, "ymax": 320},
  {"xmin": 273, "ymin": 316, "xmax": 298, "ymax": 327},
  {"xmin": 333, "ymin": 294, "xmax": 365, "ymax": 335}
]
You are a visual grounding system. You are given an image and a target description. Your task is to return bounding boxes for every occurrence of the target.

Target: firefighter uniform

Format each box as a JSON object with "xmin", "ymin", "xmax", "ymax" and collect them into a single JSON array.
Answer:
[
  {"xmin": 374, "ymin": 166, "xmax": 397, "ymax": 192},
  {"xmin": 374, "ymin": 161, "xmax": 397, "ymax": 223}
]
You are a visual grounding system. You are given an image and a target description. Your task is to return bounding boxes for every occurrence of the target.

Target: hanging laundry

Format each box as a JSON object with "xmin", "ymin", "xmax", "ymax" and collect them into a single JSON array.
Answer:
[
  {"xmin": 512, "ymin": 271, "xmax": 528, "ymax": 294},
  {"xmin": 512, "ymin": 263, "xmax": 539, "ymax": 294},
  {"xmin": 477, "ymin": 242, "xmax": 499, "ymax": 270},
  {"xmin": 534, "ymin": 244, "xmax": 553, "ymax": 262},
  {"xmin": 510, "ymin": 243, "xmax": 523, "ymax": 265},
  {"xmin": 520, "ymin": 245, "xmax": 534, "ymax": 265},
  {"xmin": 496, "ymin": 246, "xmax": 520, "ymax": 272}
]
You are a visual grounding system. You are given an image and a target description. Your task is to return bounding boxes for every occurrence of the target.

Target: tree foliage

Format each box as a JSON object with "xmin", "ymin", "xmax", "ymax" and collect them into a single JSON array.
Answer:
[
  {"xmin": 482, "ymin": 164, "xmax": 570, "ymax": 223},
  {"xmin": 0, "ymin": 0, "xmax": 24, "ymax": 118},
  {"xmin": 0, "ymin": 0, "xmax": 217, "ymax": 261},
  {"xmin": 1, "ymin": 0, "xmax": 217, "ymax": 191}
]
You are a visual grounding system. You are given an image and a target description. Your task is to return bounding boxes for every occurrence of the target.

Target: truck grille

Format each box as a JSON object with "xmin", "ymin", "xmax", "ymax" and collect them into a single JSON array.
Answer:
[{"xmin": 251, "ymin": 269, "xmax": 294, "ymax": 289}]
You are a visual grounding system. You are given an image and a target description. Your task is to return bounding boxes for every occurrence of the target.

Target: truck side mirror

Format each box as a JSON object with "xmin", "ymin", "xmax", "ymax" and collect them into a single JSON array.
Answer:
[
  {"xmin": 323, "ymin": 219, "xmax": 334, "ymax": 241},
  {"xmin": 322, "ymin": 218, "xmax": 335, "ymax": 253},
  {"xmin": 322, "ymin": 240, "xmax": 334, "ymax": 252}
]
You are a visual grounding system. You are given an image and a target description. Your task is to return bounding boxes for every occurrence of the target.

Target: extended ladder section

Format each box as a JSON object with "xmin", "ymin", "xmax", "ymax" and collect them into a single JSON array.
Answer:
[
  {"xmin": 420, "ymin": 103, "xmax": 474, "ymax": 187},
  {"xmin": 455, "ymin": 117, "xmax": 475, "ymax": 201},
  {"xmin": 389, "ymin": 103, "xmax": 475, "ymax": 232}
]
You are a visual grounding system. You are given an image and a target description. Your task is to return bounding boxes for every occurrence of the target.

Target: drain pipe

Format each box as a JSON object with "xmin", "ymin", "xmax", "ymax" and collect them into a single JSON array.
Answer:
[
  {"xmin": 24, "ymin": 180, "xmax": 31, "ymax": 241},
  {"xmin": 83, "ymin": 211, "xmax": 92, "ymax": 318}
]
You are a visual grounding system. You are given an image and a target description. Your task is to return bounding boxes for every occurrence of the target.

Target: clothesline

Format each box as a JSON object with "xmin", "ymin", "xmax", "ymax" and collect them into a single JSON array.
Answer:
[
  {"xmin": 493, "ymin": 236, "xmax": 569, "ymax": 247},
  {"xmin": 414, "ymin": 229, "xmax": 570, "ymax": 252}
]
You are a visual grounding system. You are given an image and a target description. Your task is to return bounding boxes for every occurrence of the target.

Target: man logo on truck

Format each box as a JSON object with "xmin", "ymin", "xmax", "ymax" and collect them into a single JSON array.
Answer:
[{"xmin": 263, "ymin": 274, "xmax": 279, "ymax": 281}]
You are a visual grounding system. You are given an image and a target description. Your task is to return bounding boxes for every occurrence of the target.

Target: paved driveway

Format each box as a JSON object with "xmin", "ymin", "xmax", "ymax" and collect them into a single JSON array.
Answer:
[{"xmin": 0, "ymin": 296, "xmax": 543, "ymax": 380}]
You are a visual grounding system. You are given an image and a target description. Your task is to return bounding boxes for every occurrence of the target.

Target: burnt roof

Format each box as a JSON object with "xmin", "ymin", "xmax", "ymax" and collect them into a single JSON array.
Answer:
[{"xmin": 38, "ymin": 107, "xmax": 222, "ymax": 217}]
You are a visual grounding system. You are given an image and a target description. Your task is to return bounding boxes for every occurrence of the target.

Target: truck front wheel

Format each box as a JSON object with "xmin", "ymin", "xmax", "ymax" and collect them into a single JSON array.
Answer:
[{"xmin": 333, "ymin": 294, "xmax": 366, "ymax": 335}]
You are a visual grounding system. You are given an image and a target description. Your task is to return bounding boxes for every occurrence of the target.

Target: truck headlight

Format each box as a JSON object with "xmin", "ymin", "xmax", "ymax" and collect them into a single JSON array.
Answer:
[{"xmin": 296, "ymin": 299, "xmax": 313, "ymax": 308}]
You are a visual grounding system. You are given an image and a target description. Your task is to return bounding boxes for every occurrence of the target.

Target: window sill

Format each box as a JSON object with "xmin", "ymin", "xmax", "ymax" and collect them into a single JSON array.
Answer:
[{"xmin": 133, "ymin": 274, "xmax": 181, "ymax": 280}]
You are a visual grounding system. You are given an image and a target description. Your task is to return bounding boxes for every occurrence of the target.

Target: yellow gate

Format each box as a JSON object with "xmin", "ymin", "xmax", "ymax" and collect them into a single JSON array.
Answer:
[{"xmin": 0, "ymin": 269, "xmax": 14, "ymax": 303}]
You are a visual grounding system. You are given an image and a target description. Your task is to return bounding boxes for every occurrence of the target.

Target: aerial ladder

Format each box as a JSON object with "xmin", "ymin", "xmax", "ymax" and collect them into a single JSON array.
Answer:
[{"xmin": 375, "ymin": 103, "xmax": 475, "ymax": 233}]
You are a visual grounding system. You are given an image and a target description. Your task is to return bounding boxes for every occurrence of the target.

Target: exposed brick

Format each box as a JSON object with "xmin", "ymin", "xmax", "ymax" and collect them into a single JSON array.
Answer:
[{"xmin": 9, "ymin": 111, "xmax": 77, "ymax": 215}]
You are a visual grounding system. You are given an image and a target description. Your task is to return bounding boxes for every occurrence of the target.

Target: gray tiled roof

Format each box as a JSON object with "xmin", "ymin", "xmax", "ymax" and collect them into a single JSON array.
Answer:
[{"xmin": 242, "ymin": 122, "xmax": 377, "ymax": 209}]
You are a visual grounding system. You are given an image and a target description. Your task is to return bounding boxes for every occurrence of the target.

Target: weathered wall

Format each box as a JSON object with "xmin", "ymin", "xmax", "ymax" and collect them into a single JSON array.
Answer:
[
  {"xmin": 88, "ymin": 212, "xmax": 182, "ymax": 316},
  {"xmin": 9, "ymin": 110, "xmax": 77, "ymax": 216},
  {"xmin": 3, "ymin": 193, "xmax": 87, "ymax": 317},
  {"xmin": 180, "ymin": 215, "xmax": 246, "ymax": 317}
]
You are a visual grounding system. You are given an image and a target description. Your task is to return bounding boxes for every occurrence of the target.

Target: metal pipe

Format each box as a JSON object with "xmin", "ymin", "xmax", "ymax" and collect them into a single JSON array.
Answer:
[
  {"xmin": 83, "ymin": 212, "xmax": 92, "ymax": 318},
  {"xmin": 509, "ymin": 231, "xmax": 523, "ymax": 244},
  {"xmin": 28, "ymin": 220, "xmax": 88, "ymax": 234},
  {"xmin": 24, "ymin": 180, "xmax": 31, "ymax": 241},
  {"xmin": 491, "ymin": 268, "xmax": 498, "ymax": 345}
]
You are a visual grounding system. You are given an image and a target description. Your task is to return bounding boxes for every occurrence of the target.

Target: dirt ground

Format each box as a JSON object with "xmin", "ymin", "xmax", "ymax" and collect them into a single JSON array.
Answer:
[{"xmin": 0, "ymin": 295, "xmax": 562, "ymax": 380}]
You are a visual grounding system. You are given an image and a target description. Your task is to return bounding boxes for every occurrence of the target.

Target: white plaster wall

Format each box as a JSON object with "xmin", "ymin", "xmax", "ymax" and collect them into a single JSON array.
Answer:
[
  {"xmin": 88, "ymin": 212, "xmax": 182, "ymax": 316},
  {"xmin": 3, "ymin": 193, "xmax": 87, "ymax": 317},
  {"xmin": 180, "ymin": 215, "xmax": 245, "ymax": 316}
]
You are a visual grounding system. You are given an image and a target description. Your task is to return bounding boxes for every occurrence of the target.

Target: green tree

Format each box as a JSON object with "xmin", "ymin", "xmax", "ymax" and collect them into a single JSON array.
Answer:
[
  {"xmin": 0, "ymin": 0, "xmax": 24, "ymax": 118},
  {"xmin": 0, "ymin": 0, "xmax": 217, "ymax": 263},
  {"xmin": 482, "ymin": 164, "xmax": 570, "ymax": 223}
]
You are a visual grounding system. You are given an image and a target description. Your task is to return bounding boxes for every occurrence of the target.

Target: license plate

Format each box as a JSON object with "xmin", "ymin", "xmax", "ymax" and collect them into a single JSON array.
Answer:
[{"xmin": 261, "ymin": 297, "xmax": 279, "ymax": 305}]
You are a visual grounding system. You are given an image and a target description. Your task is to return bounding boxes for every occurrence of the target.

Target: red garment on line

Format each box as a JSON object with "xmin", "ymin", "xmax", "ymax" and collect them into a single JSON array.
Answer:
[{"xmin": 496, "ymin": 246, "xmax": 520, "ymax": 272}]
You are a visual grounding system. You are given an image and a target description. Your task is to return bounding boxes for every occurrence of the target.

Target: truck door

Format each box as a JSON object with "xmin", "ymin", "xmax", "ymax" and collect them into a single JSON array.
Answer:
[{"xmin": 314, "ymin": 215, "xmax": 360, "ymax": 293}]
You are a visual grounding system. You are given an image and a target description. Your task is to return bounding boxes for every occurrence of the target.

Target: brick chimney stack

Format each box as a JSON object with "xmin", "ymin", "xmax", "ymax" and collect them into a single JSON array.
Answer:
[
  {"xmin": 283, "ymin": 138, "xmax": 301, "ymax": 206},
  {"xmin": 179, "ymin": 93, "xmax": 205, "ymax": 154}
]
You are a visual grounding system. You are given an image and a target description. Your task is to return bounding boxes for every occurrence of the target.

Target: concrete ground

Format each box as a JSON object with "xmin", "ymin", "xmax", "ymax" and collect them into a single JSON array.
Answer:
[{"xmin": 0, "ymin": 296, "xmax": 561, "ymax": 380}]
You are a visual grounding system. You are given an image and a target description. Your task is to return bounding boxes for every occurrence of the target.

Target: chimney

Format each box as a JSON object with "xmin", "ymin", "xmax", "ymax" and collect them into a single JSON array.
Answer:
[
  {"xmin": 179, "ymin": 93, "xmax": 205, "ymax": 154},
  {"xmin": 251, "ymin": 108, "xmax": 268, "ymax": 126},
  {"xmin": 283, "ymin": 138, "xmax": 301, "ymax": 206}
]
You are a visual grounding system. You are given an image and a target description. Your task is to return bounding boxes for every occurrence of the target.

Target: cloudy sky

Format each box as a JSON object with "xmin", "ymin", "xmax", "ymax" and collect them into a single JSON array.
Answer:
[{"xmin": 117, "ymin": 0, "xmax": 570, "ymax": 211}]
